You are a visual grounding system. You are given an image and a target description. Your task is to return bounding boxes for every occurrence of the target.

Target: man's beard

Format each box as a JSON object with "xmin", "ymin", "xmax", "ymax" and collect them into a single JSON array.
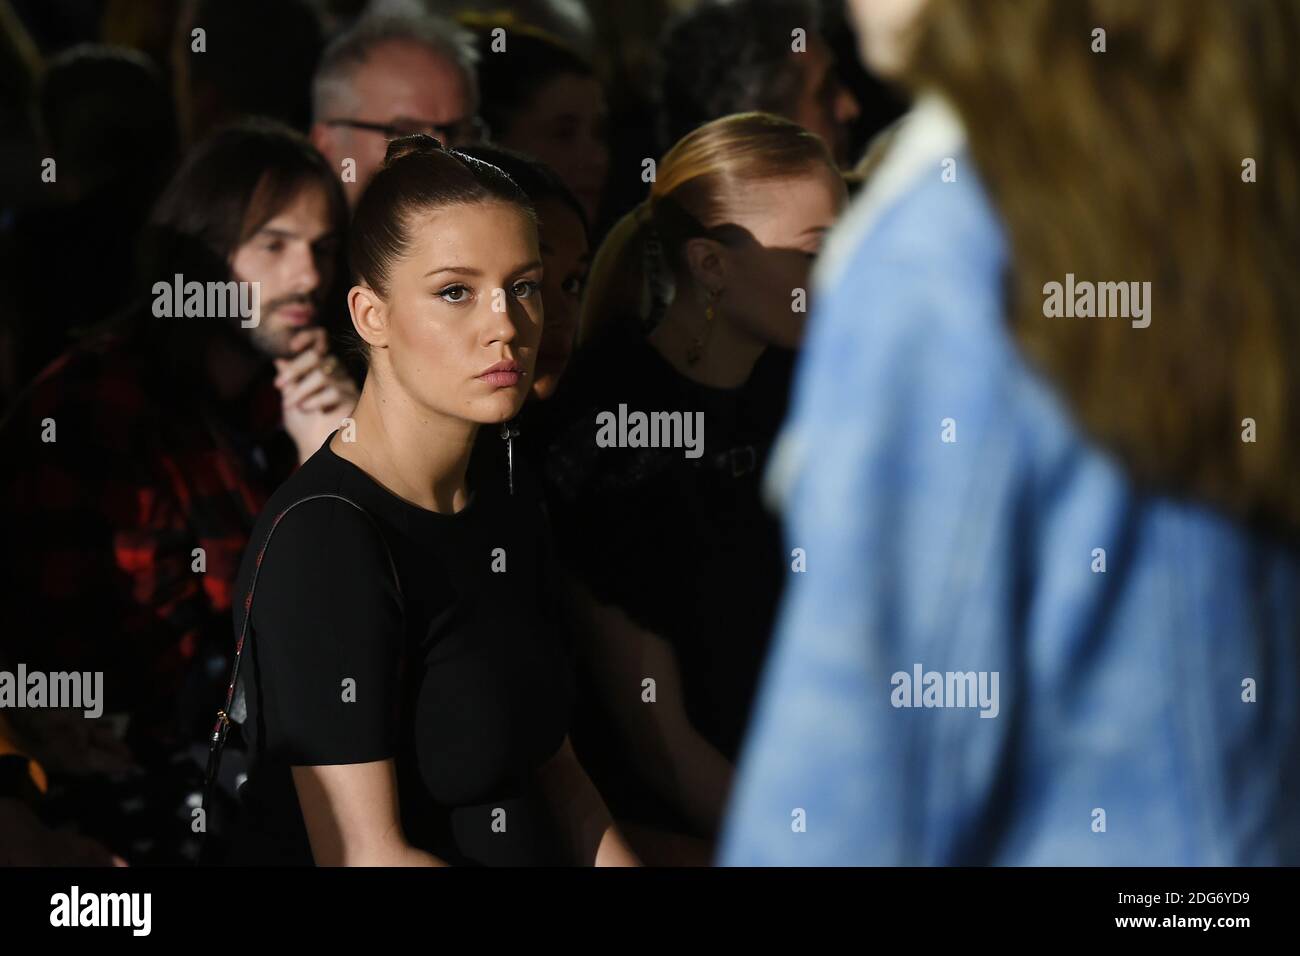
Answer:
[{"xmin": 243, "ymin": 293, "xmax": 318, "ymax": 359}]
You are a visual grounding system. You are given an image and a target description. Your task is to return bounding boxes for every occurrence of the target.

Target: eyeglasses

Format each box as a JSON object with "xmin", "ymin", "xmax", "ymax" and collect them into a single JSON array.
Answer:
[{"xmin": 324, "ymin": 116, "xmax": 489, "ymax": 146}]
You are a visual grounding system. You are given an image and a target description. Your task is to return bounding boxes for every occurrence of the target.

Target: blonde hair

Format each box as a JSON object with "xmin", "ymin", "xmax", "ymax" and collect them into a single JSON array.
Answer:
[
  {"xmin": 579, "ymin": 112, "xmax": 837, "ymax": 344},
  {"xmin": 909, "ymin": 0, "xmax": 1300, "ymax": 532}
]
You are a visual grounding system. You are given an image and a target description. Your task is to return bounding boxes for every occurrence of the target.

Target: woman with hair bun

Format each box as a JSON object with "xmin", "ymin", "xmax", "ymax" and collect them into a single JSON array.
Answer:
[
  {"xmin": 456, "ymin": 143, "xmax": 592, "ymax": 407},
  {"xmin": 225, "ymin": 135, "xmax": 638, "ymax": 867}
]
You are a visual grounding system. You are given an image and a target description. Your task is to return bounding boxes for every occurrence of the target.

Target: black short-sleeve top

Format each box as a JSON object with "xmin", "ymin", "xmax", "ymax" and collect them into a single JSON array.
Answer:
[
  {"xmin": 543, "ymin": 322, "xmax": 789, "ymax": 762},
  {"xmin": 227, "ymin": 431, "xmax": 574, "ymax": 866}
]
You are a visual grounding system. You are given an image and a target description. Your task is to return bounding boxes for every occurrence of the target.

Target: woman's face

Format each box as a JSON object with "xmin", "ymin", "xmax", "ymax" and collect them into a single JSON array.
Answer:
[
  {"xmin": 367, "ymin": 201, "xmax": 543, "ymax": 426},
  {"xmin": 531, "ymin": 198, "xmax": 590, "ymax": 401},
  {"xmin": 497, "ymin": 73, "xmax": 609, "ymax": 225},
  {"xmin": 710, "ymin": 169, "xmax": 848, "ymax": 349},
  {"xmin": 847, "ymin": 0, "xmax": 931, "ymax": 78}
]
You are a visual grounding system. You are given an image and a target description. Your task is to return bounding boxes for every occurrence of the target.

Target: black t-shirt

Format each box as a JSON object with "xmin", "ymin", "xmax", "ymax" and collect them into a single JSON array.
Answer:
[
  {"xmin": 225, "ymin": 431, "xmax": 574, "ymax": 866},
  {"xmin": 543, "ymin": 322, "xmax": 790, "ymax": 777}
]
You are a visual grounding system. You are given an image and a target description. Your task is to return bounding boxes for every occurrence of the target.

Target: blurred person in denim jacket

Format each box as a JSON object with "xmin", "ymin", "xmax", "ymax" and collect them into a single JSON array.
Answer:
[{"xmin": 722, "ymin": 0, "xmax": 1300, "ymax": 865}]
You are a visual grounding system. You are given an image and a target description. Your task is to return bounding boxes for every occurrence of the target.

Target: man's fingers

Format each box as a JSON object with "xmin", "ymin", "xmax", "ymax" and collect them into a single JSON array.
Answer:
[
  {"xmin": 275, "ymin": 348, "xmax": 350, "ymax": 391},
  {"xmin": 297, "ymin": 385, "xmax": 344, "ymax": 413},
  {"xmin": 274, "ymin": 347, "xmax": 324, "ymax": 388},
  {"xmin": 281, "ymin": 368, "xmax": 328, "ymax": 407}
]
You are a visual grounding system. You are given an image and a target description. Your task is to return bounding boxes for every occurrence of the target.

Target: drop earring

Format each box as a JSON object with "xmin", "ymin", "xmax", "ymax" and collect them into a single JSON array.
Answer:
[
  {"xmin": 500, "ymin": 420, "xmax": 520, "ymax": 494},
  {"xmin": 687, "ymin": 288, "xmax": 720, "ymax": 366}
]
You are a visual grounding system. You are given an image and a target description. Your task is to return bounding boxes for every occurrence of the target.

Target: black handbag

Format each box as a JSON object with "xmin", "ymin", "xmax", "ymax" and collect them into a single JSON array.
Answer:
[{"xmin": 200, "ymin": 493, "xmax": 403, "ymax": 861}]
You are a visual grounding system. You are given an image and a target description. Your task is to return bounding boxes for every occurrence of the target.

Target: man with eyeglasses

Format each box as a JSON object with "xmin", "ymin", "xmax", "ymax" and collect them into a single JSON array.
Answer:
[{"xmin": 310, "ymin": 13, "xmax": 486, "ymax": 208}]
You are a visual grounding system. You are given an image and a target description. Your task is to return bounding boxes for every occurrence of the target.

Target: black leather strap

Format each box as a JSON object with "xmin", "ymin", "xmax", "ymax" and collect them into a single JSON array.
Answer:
[{"xmin": 199, "ymin": 493, "xmax": 403, "ymax": 860}]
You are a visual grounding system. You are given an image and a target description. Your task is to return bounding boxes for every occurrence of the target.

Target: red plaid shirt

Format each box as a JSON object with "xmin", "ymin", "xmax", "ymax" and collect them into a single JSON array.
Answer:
[{"xmin": 0, "ymin": 325, "xmax": 296, "ymax": 753}]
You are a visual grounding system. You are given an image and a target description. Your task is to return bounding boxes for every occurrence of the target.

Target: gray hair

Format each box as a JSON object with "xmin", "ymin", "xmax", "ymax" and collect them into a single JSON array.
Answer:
[
  {"xmin": 311, "ymin": 11, "xmax": 480, "ymax": 121},
  {"xmin": 419, "ymin": 0, "xmax": 596, "ymax": 60}
]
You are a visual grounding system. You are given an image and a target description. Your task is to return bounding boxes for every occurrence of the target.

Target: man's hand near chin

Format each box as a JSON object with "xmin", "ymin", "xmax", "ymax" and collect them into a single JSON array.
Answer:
[{"xmin": 275, "ymin": 328, "xmax": 361, "ymax": 463}]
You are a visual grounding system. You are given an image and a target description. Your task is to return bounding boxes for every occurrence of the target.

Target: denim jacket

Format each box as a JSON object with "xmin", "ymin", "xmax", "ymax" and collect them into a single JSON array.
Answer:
[{"xmin": 720, "ymin": 96, "xmax": 1300, "ymax": 866}]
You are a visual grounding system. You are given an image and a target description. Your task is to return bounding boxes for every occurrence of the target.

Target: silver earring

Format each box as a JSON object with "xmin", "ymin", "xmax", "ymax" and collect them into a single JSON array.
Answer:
[{"xmin": 500, "ymin": 420, "xmax": 520, "ymax": 494}]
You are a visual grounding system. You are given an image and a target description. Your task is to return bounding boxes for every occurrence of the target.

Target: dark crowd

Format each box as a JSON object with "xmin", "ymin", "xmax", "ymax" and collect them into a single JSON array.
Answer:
[{"xmin": 0, "ymin": 0, "xmax": 1297, "ymax": 869}]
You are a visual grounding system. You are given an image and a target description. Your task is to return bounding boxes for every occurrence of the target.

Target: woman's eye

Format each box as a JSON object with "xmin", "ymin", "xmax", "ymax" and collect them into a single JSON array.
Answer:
[
  {"xmin": 263, "ymin": 241, "xmax": 285, "ymax": 254},
  {"xmin": 561, "ymin": 275, "xmax": 585, "ymax": 297},
  {"xmin": 438, "ymin": 285, "xmax": 469, "ymax": 303},
  {"xmin": 512, "ymin": 280, "xmax": 540, "ymax": 298}
]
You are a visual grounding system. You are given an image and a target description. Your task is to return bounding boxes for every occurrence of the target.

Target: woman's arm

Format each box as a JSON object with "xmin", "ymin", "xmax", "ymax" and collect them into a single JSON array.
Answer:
[
  {"xmin": 535, "ymin": 737, "xmax": 640, "ymax": 866},
  {"xmin": 292, "ymin": 760, "xmax": 447, "ymax": 867},
  {"xmin": 253, "ymin": 500, "xmax": 415, "ymax": 866},
  {"xmin": 565, "ymin": 575, "xmax": 733, "ymax": 836}
]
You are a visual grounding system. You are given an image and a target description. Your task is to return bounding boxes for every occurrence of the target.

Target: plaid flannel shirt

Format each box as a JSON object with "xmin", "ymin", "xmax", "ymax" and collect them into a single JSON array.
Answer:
[{"xmin": 0, "ymin": 325, "xmax": 295, "ymax": 752}]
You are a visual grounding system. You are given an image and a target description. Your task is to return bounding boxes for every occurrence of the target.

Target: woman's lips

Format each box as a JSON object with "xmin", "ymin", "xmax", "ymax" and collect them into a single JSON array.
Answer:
[
  {"xmin": 479, "ymin": 370, "xmax": 522, "ymax": 388},
  {"xmin": 477, "ymin": 359, "xmax": 522, "ymax": 388}
]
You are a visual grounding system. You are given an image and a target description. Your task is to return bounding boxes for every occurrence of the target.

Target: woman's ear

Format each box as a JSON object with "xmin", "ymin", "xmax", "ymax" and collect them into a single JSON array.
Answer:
[
  {"xmin": 682, "ymin": 236, "xmax": 727, "ymax": 296},
  {"xmin": 349, "ymin": 285, "xmax": 388, "ymax": 350}
]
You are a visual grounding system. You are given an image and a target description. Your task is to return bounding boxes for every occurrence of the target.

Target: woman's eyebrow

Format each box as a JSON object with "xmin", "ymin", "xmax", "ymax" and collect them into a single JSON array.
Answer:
[
  {"xmin": 424, "ymin": 261, "xmax": 543, "ymax": 278},
  {"xmin": 424, "ymin": 265, "xmax": 481, "ymax": 278}
]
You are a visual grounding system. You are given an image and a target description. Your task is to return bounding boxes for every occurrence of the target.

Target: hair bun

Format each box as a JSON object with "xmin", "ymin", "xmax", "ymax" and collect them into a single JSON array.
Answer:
[{"xmin": 383, "ymin": 133, "xmax": 444, "ymax": 167}]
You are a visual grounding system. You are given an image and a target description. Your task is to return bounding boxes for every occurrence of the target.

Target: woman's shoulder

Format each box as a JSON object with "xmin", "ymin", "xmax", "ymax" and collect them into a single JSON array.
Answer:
[
  {"xmin": 236, "ymin": 487, "xmax": 404, "ymax": 678},
  {"xmin": 254, "ymin": 445, "xmax": 379, "ymax": 541},
  {"xmin": 238, "ymin": 453, "xmax": 402, "ymax": 611},
  {"xmin": 261, "ymin": 491, "xmax": 392, "ymax": 557}
]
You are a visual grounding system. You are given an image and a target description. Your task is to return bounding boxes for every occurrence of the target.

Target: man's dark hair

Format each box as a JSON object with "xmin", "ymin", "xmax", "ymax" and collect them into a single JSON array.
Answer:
[
  {"xmin": 39, "ymin": 44, "xmax": 178, "ymax": 197},
  {"xmin": 186, "ymin": 0, "xmax": 324, "ymax": 134},
  {"xmin": 657, "ymin": 0, "xmax": 823, "ymax": 150},
  {"xmin": 141, "ymin": 118, "xmax": 347, "ymax": 288},
  {"xmin": 133, "ymin": 119, "xmax": 349, "ymax": 380},
  {"xmin": 468, "ymin": 24, "xmax": 594, "ymax": 143}
]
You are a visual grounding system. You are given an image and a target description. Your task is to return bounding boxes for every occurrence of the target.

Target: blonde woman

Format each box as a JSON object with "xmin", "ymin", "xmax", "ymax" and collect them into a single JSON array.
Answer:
[{"xmin": 544, "ymin": 113, "xmax": 846, "ymax": 852}]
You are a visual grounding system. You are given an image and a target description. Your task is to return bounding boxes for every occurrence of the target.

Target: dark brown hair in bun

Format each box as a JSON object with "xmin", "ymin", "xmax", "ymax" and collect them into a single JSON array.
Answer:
[{"xmin": 349, "ymin": 133, "xmax": 535, "ymax": 301}]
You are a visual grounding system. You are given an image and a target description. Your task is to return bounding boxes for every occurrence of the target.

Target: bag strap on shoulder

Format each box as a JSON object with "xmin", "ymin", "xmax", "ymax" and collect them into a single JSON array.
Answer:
[{"xmin": 200, "ymin": 493, "xmax": 402, "ymax": 847}]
